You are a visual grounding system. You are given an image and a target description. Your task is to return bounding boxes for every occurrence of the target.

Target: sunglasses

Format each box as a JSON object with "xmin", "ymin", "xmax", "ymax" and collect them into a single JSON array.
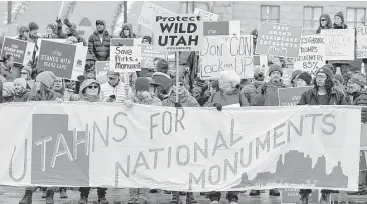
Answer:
[
  {"xmin": 320, "ymin": 19, "xmax": 326, "ymax": 22},
  {"xmin": 109, "ymin": 77, "xmax": 117, "ymax": 80},
  {"xmin": 87, "ymin": 85, "xmax": 98, "ymax": 89}
]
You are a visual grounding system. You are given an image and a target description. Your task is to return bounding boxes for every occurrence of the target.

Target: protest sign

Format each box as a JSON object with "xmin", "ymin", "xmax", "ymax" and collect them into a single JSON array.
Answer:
[
  {"xmin": 138, "ymin": 1, "xmax": 176, "ymax": 30},
  {"xmin": 294, "ymin": 35, "xmax": 326, "ymax": 75},
  {"xmin": 278, "ymin": 87, "xmax": 312, "ymax": 106},
  {"xmin": 356, "ymin": 26, "xmax": 367, "ymax": 59},
  {"xmin": 203, "ymin": 21, "xmax": 240, "ymax": 36},
  {"xmin": 0, "ymin": 104, "xmax": 360, "ymax": 191},
  {"xmin": 194, "ymin": 8, "xmax": 219, "ymax": 22},
  {"xmin": 281, "ymin": 189, "xmax": 319, "ymax": 204},
  {"xmin": 281, "ymin": 68, "xmax": 294, "ymax": 86},
  {"xmin": 257, "ymin": 23, "xmax": 302, "ymax": 58},
  {"xmin": 36, "ymin": 40, "xmax": 87, "ymax": 80},
  {"xmin": 95, "ymin": 61, "xmax": 110, "ymax": 77},
  {"xmin": 141, "ymin": 44, "xmax": 167, "ymax": 67},
  {"xmin": 321, "ymin": 29, "xmax": 355, "ymax": 61},
  {"xmin": 110, "ymin": 38, "xmax": 141, "ymax": 72},
  {"xmin": 153, "ymin": 14, "xmax": 203, "ymax": 51},
  {"xmin": 200, "ymin": 35, "xmax": 254, "ymax": 79},
  {"xmin": 0, "ymin": 38, "xmax": 35, "ymax": 66}
]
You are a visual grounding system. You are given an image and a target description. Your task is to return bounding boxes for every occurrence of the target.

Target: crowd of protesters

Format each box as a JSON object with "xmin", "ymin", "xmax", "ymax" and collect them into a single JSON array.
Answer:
[{"xmin": 0, "ymin": 11, "xmax": 366, "ymax": 204}]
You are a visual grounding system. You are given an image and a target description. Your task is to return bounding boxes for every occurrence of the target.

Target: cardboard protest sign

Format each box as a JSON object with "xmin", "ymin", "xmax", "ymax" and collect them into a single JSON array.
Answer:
[
  {"xmin": 294, "ymin": 35, "xmax": 326, "ymax": 75},
  {"xmin": 356, "ymin": 26, "xmax": 367, "ymax": 59},
  {"xmin": 0, "ymin": 38, "xmax": 35, "ymax": 66},
  {"xmin": 200, "ymin": 35, "xmax": 254, "ymax": 79},
  {"xmin": 0, "ymin": 104, "xmax": 361, "ymax": 191},
  {"xmin": 194, "ymin": 8, "xmax": 219, "ymax": 22},
  {"xmin": 281, "ymin": 189, "xmax": 319, "ymax": 204},
  {"xmin": 321, "ymin": 29, "xmax": 355, "ymax": 60},
  {"xmin": 278, "ymin": 86, "xmax": 312, "ymax": 106},
  {"xmin": 257, "ymin": 23, "xmax": 302, "ymax": 58},
  {"xmin": 36, "ymin": 40, "xmax": 87, "ymax": 80},
  {"xmin": 153, "ymin": 14, "xmax": 203, "ymax": 51},
  {"xmin": 138, "ymin": 1, "xmax": 176, "ymax": 30},
  {"xmin": 203, "ymin": 21, "xmax": 240, "ymax": 36},
  {"xmin": 141, "ymin": 44, "xmax": 167, "ymax": 67},
  {"xmin": 110, "ymin": 38, "xmax": 141, "ymax": 72}
]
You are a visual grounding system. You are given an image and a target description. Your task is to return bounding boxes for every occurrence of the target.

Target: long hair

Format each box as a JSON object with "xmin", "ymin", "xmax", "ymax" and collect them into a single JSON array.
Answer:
[
  {"xmin": 35, "ymin": 83, "xmax": 53, "ymax": 101},
  {"xmin": 312, "ymin": 76, "xmax": 335, "ymax": 94},
  {"xmin": 316, "ymin": 14, "xmax": 333, "ymax": 34}
]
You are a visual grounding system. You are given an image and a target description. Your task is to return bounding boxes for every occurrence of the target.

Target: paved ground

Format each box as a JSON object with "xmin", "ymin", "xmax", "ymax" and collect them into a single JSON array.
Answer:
[{"xmin": 1, "ymin": 187, "xmax": 367, "ymax": 204}]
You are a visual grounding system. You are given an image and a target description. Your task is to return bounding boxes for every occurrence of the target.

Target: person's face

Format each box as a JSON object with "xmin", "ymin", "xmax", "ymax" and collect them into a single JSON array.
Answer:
[
  {"xmin": 172, "ymin": 82, "xmax": 186, "ymax": 95},
  {"xmin": 20, "ymin": 70, "xmax": 29, "ymax": 79},
  {"xmin": 320, "ymin": 17, "xmax": 327, "ymax": 26},
  {"xmin": 136, "ymin": 90, "xmax": 151, "ymax": 100},
  {"xmin": 24, "ymin": 30, "xmax": 30, "ymax": 38},
  {"xmin": 53, "ymin": 78, "xmax": 63, "ymax": 91},
  {"xmin": 14, "ymin": 82, "xmax": 25, "ymax": 94},
  {"xmin": 29, "ymin": 29, "xmax": 38, "ymax": 36},
  {"xmin": 6, "ymin": 56, "xmax": 14, "ymax": 68},
  {"xmin": 192, "ymin": 86, "xmax": 202, "ymax": 98},
  {"xmin": 46, "ymin": 27, "xmax": 53, "ymax": 35},
  {"xmin": 142, "ymin": 39, "xmax": 150, "ymax": 44},
  {"xmin": 334, "ymin": 16, "xmax": 342, "ymax": 25},
  {"xmin": 35, "ymin": 80, "xmax": 41, "ymax": 91},
  {"xmin": 85, "ymin": 83, "xmax": 99, "ymax": 96},
  {"xmin": 85, "ymin": 69, "xmax": 96, "ymax": 79},
  {"xmin": 64, "ymin": 25, "xmax": 70, "ymax": 35},
  {"xmin": 108, "ymin": 76, "xmax": 119, "ymax": 86},
  {"xmin": 316, "ymin": 73, "xmax": 327, "ymax": 87},
  {"xmin": 123, "ymin": 29, "xmax": 130, "ymax": 36},
  {"xmin": 347, "ymin": 81, "xmax": 362, "ymax": 94},
  {"xmin": 70, "ymin": 81, "xmax": 76, "ymax": 90},
  {"xmin": 96, "ymin": 23, "xmax": 104, "ymax": 32},
  {"xmin": 218, "ymin": 81, "xmax": 234, "ymax": 93},
  {"xmin": 270, "ymin": 71, "xmax": 282, "ymax": 83},
  {"xmin": 296, "ymin": 78, "xmax": 307, "ymax": 87}
]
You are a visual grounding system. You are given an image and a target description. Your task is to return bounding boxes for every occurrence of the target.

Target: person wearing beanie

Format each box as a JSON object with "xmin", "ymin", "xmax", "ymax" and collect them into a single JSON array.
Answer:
[
  {"xmin": 316, "ymin": 14, "xmax": 333, "ymax": 34},
  {"xmin": 162, "ymin": 76, "xmax": 199, "ymax": 107},
  {"xmin": 290, "ymin": 70, "xmax": 303, "ymax": 87},
  {"xmin": 141, "ymin": 36, "xmax": 152, "ymax": 44},
  {"xmin": 252, "ymin": 64, "xmax": 287, "ymax": 107},
  {"xmin": 88, "ymin": 20, "xmax": 112, "ymax": 61},
  {"xmin": 345, "ymin": 73, "xmax": 367, "ymax": 124},
  {"xmin": 334, "ymin": 11, "xmax": 348, "ymax": 29},
  {"xmin": 100, "ymin": 71, "xmax": 132, "ymax": 102},
  {"xmin": 28, "ymin": 22, "xmax": 39, "ymax": 43},
  {"xmin": 151, "ymin": 71, "xmax": 172, "ymax": 101},
  {"xmin": 13, "ymin": 78, "xmax": 30, "ymax": 102},
  {"xmin": 297, "ymin": 72, "xmax": 312, "ymax": 87},
  {"xmin": 27, "ymin": 71, "xmax": 63, "ymax": 101},
  {"xmin": 20, "ymin": 66, "xmax": 34, "ymax": 91},
  {"xmin": 56, "ymin": 17, "xmax": 87, "ymax": 46},
  {"xmin": 44, "ymin": 23, "xmax": 58, "ymax": 39},
  {"xmin": 119, "ymin": 23, "xmax": 136, "ymax": 38},
  {"xmin": 2, "ymin": 82, "xmax": 15, "ymax": 103},
  {"xmin": 156, "ymin": 59, "xmax": 169, "ymax": 74},
  {"xmin": 17, "ymin": 26, "xmax": 30, "ymax": 41}
]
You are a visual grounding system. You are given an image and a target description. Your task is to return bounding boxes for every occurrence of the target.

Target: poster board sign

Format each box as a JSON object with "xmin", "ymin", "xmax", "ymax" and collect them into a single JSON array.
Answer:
[
  {"xmin": 281, "ymin": 189, "xmax": 319, "ymax": 204},
  {"xmin": 0, "ymin": 104, "xmax": 361, "ymax": 191},
  {"xmin": 321, "ymin": 29, "xmax": 355, "ymax": 61},
  {"xmin": 36, "ymin": 40, "xmax": 87, "ymax": 80},
  {"xmin": 153, "ymin": 14, "xmax": 203, "ymax": 52},
  {"xmin": 138, "ymin": 1, "xmax": 176, "ymax": 30},
  {"xmin": 141, "ymin": 44, "xmax": 167, "ymax": 68},
  {"xmin": 95, "ymin": 61, "xmax": 110, "ymax": 77},
  {"xmin": 194, "ymin": 8, "xmax": 219, "ymax": 22},
  {"xmin": 294, "ymin": 35, "xmax": 326, "ymax": 75},
  {"xmin": 256, "ymin": 23, "xmax": 302, "ymax": 58},
  {"xmin": 356, "ymin": 26, "xmax": 367, "ymax": 59},
  {"xmin": 110, "ymin": 38, "xmax": 141, "ymax": 72},
  {"xmin": 278, "ymin": 86, "xmax": 313, "ymax": 106},
  {"xmin": 203, "ymin": 21, "xmax": 240, "ymax": 36},
  {"xmin": 281, "ymin": 68, "xmax": 294, "ymax": 86},
  {"xmin": 0, "ymin": 38, "xmax": 35, "ymax": 66},
  {"xmin": 200, "ymin": 35, "xmax": 254, "ymax": 79}
]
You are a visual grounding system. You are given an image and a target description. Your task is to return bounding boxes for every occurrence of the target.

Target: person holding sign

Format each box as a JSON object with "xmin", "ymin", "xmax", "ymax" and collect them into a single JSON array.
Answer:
[
  {"xmin": 16, "ymin": 26, "xmax": 31, "ymax": 42},
  {"xmin": 0, "ymin": 54, "xmax": 15, "ymax": 82}
]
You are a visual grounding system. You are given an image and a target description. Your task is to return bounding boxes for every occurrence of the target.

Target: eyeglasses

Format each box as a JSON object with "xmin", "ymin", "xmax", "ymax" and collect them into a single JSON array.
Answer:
[
  {"xmin": 21, "ymin": 72, "xmax": 28, "ymax": 75},
  {"xmin": 87, "ymin": 85, "xmax": 98, "ymax": 89},
  {"xmin": 320, "ymin": 19, "xmax": 326, "ymax": 22}
]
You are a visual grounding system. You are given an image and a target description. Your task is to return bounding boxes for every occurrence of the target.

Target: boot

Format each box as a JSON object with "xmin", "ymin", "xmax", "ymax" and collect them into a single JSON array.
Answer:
[
  {"xmin": 208, "ymin": 192, "xmax": 221, "ymax": 204},
  {"xmin": 269, "ymin": 189, "xmax": 280, "ymax": 196},
  {"xmin": 78, "ymin": 196, "xmax": 88, "ymax": 204},
  {"xmin": 186, "ymin": 192, "xmax": 197, "ymax": 204},
  {"xmin": 60, "ymin": 188, "xmax": 67, "ymax": 199},
  {"xmin": 297, "ymin": 189, "xmax": 312, "ymax": 204},
  {"xmin": 249, "ymin": 190, "xmax": 260, "ymax": 196},
  {"xmin": 45, "ymin": 190, "xmax": 54, "ymax": 204},
  {"xmin": 170, "ymin": 191, "xmax": 180, "ymax": 204},
  {"xmin": 19, "ymin": 190, "xmax": 33, "ymax": 204},
  {"xmin": 98, "ymin": 188, "xmax": 109, "ymax": 204},
  {"xmin": 225, "ymin": 193, "xmax": 238, "ymax": 204},
  {"xmin": 320, "ymin": 190, "xmax": 330, "ymax": 204},
  {"xmin": 41, "ymin": 189, "xmax": 47, "ymax": 199}
]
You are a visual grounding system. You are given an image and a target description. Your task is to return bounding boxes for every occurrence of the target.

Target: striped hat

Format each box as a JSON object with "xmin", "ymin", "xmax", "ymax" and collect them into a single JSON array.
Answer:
[{"xmin": 350, "ymin": 73, "xmax": 366, "ymax": 87}]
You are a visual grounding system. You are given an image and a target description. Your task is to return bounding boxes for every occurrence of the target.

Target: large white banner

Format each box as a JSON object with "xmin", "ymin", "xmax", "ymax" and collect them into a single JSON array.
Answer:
[{"xmin": 0, "ymin": 103, "xmax": 361, "ymax": 191}]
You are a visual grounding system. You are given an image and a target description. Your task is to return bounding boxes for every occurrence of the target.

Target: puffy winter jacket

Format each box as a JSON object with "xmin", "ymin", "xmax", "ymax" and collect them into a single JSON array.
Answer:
[
  {"xmin": 298, "ymin": 87, "xmax": 348, "ymax": 105},
  {"xmin": 204, "ymin": 89, "xmax": 250, "ymax": 107},
  {"xmin": 252, "ymin": 80, "xmax": 288, "ymax": 106},
  {"xmin": 352, "ymin": 90, "xmax": 367, "ymax": 123},
  {"xmin": 88, "ymin": 31, "xmax": 112, "ymax": 61}
]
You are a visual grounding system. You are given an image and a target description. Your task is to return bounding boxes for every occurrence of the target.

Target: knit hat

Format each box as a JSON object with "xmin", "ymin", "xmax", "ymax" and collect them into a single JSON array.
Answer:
[
  {"xmin": 21, "ymin": 66, "xmax": 32, "ymax": 76},
  {"xmin": 156, "ymin": 59, "xmax": 169, "ymax": 74},
  {"xmin": 46, "ymin": 23, "xmax": 57, "ymax": 33},
  {"xmin": 297, "ymin": 72, "xmax": 312, "ymax": 85},
  {"xmin": 291, "ymin": 70, "xmax": 303, "ymax": 82},
  {"xmin": 333, "ymin": 74, "xmax": 344, "ymax": 84},
  {"xmin": 135, "ymin": 78, "xmax": 150, "ymax": 92},
  {"xmin": 14, "ymin": 78, "xmax": 27, "ymax": 90},
  {"xmin": 268, "ymin": 64, "xmax": 283, "ymax": 76},
  {"xmin": 107, "ymin": 70, "xmax": 119, "ymax": 78},
  {"xmin": 142, "ymin": 36, "xmax": 152, "ymax": 44},
  {"xmin": 254, "ymin": 72, "xmax": 264, "ymax": 82},
  {"xmin": 96, "ymin": 20, "xmax": 105, "ymax": 26},
  {"xmin": 3, "ymin": 82, "xmax": 15, "ymax": 95},
  {"xmin": 316, "ymin": 65, "xmax": 334, "ymax": 79},
  {"xmin": 251, "ymin": 29, "xmax": 258, "ymax": 38},
  {"xmin": 36, "ymin": 71, "xmax": 56, "ymax": 89},
  {"xmin": 335, "ymin": 11, "xmax": 344, "ymax": 22},
  {"xmin": 350, "ymin": 73, "xmax": 367, "ymax": 87},
  {"xmin": 18, "ymin": 26, "xmax": 29, "ymax": 35},
  {"xmin": 28, "ymin": 22, "xmax": 39, "ymax": 31}
]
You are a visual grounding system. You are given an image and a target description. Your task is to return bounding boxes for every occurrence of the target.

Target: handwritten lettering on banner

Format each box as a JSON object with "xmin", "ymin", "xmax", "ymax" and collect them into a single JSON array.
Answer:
[
  {"xmin": 321, "ymin": 29, "xmax": 355, "ymax": 61},
  {"xmin": 138, "ymin": 1, "xmax": 176, "ymax": 30},
  {"xmin": 36, "ymin": 40, "xmax": 87, "ymax": 80},
  {"xmin": 0, "ymin": 37, "xmax": 35, "ymax": 66},
  {"xmin": 200, "ymin": 35, "xmax": 254, "ymax": 79},
  {"xmin": 153, "ymin": 14, "xmax": 203, "ymax": 51},
  {"xmin": 110, "ymin": 38, "xmax": 141, "ymax": 72},
  {"xmin": 194, "ymin": 8, "xmax": 219, "ymax": 22},
  {"xmin": 278, "ymin": 87, "xmax": 312, "ymax": 106},
  {"xmin": 257, "ymin": 23, "xmax": 302, "ymax": 58},
  {"xmin": 294, "ymin": 35, "xmax": 326, "ymax": 75},
  {"xmin": 0, "ymin": 104, "xmax": 361, "ymax": 191},
  {"xmin": 356, "ymin": 26, "xmax": 367, "ymax": 59}
]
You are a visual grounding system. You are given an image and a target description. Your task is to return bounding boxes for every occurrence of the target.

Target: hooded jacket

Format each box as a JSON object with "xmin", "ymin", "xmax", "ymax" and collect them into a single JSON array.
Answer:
[
  {"xmin": 163, "ymin": 92, "xmax": 200, "ymax": 107},
  {"xmin": 298, "ymin": 87, "xmax": 348, "ymax": 105},
  {"xmin": 119, "ymin": 23, "xmax": 136, "ymax": 38},
  {"xmin": 78, "ymin": 79, "xmax": 101, "ymax": 102},
  {"xmin": 252, "ymin": 80, "xmax": 288, "ymax": 106},
  {"xmin": 204, "ymin": 89, "xmax": 250, "ymax": 107},
  {"xmin": 88, "ymin": 21, "xmax": 112, "ymax": 61}
]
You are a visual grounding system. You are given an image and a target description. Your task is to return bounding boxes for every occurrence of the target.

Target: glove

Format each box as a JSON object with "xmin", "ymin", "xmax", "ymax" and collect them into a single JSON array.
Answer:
[
  {"xmin": 214, "ymin": 103, "xmax": 222, "ymax": 111},
  {"xmin": 261, "ymin": 83, "xmax": 268, "ymax": 95},
  {"xmin": 56, "ymin": 17, "xmax": 61, "ymax": 24},
  {"xmin": 63, "ymin": 18, "xmax": 71, "ymax": 27},
  {"xmin": 174, "ymin": 103, "xmax": 182, "ymax": 107}
]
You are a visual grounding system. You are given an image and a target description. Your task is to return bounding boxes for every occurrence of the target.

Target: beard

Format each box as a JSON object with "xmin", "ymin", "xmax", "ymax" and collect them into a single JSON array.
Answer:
[{"xmin": 97, "ymin": 29, "xmax": 104, "ymax": 34}]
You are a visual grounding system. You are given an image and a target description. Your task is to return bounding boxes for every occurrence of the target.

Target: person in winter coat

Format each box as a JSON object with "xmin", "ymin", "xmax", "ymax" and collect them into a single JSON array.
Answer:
[
  {"xmin": 162, "ymin": 77, "xmax": 200, "ymax": 107},
  {"xmin": 290, "ymin": 70, "xmax": 303, "ymax": 87},
  {"xmin": 16, "ymin": 26, "xmax": 30, "ymax": 41},
  {"xmin": 100, "ymin": 71, "xmax": 132, "ymax": 102},
  {"xmin": 141, "ymin": 36, "xmax": 152, "ymax": 44},
  {"xmin": 316, "ymin": 14, "xmax": 333, "ymax": 34},
  {"xmin": 252, "ymin": 64, "xmax": 288, "ymax": 106},
  {"xmin": 56, "ymin": 18, "xmax": 87, "ymax": 46},
  {"xmin": 298, "ymin": 65, "xmax": 348, "ymax": 106},
  {"xmin": 347, "ymin": 73, "xmax": 367, "ymax": 123},
  {"xmin": 20, "ymin": 66, "xmax": 34, "ymax": 91},
  {"xmin": 334, "ymin": 11, "xmax": 348, "ymax": 29},
  {"xmin": 13, "ymin": 78, "xmax": 30, "ymax": 102},
  {"xmin": 1, "ymin": 54, "xmax": 15, "ymax": 82},
  {"xmin": 119, "ymin": 23, "xmax": 136, "ymax": 38},
  {"xmin": 28, "ymin": 22, "xmax": 39, "ymax": 44},
  {"xmin": 44, "ymin": 23, "xmax": 58, "ymax": 39},
  {"xmin": 88, "ymin": 20, "xmax": 112, "ymax": 61},
  {"xmin": 27, "ymin": 71, "xmax": 63, "ymax": 102},
  {"xmin": 151, "ymin": 59, "xmax": 173, "ymax": 101},
  {"xmin": 296, "ymin": 72, "xmax": 312, "ymax": 87},
  {"xmin": 2, "ymin": 82, "xmax": 15, "ymax": 103},
  {"xmin": 130, "ymin": 77, "xmax": 162, "ymax": 106},
  {"xmin": 241, "ymin": 72, "xmax": 265, "ymax": 105},
  {"xmin": 53, "ymin": 77, "xmax": 74, "ymax": 101}
]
